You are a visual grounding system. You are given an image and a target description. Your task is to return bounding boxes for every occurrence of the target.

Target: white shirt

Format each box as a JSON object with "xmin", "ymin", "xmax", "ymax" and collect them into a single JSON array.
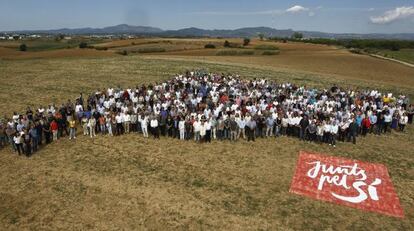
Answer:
[{"xmin": 150, "ymin": 119, "xmax": 158, "ymax": 128}]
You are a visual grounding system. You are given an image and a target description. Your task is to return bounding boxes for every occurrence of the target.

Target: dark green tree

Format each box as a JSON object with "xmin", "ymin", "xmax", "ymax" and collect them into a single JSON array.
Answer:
[
  {"xmin": 19, "ymin": 44, "xmax": 27, "ymax": 51},
  {"xmin": 243, "ymin": 38, "xmax": 251, "ymax": 46}
]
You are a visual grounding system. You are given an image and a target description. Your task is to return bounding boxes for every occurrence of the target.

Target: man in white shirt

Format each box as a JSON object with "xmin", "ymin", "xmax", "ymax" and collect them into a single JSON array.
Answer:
[
  {"xmin": 193, "ymin": 119, "xmax": 201, "ymax": 142},
  {"xmin": 115, "ymin": 113, "xmax": 124, "ymax": 135},
  {"xmin": 150, "ymin": 116, "xmax": 160, "ymax": 139},
  {"xmin": 140, "ymin": 114, "xmax": 149, "ymax": 138}
]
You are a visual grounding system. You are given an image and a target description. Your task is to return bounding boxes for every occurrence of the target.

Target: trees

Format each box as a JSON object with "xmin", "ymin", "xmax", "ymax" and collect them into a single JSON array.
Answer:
[
  {"xmin": 224, "ymin": 40, "xmax": 231, "ymax": 47},
  {"xmin": 19, "ymin": 44, "xmax": 27, "ymax": 51},
  {"xmin": 204, "ymin": 43, "xmax": 216, "ymax": 49},
  {"xmin": 258, "ymin": 33, "xmax": 264, "ymax": 41},
  {"xmin": 79, "ymin": 42, "xmax": 88, "ymax": 49},
  {"xmin": 292, "ymin": 32, "xmax": 303, "ymax": 40},
  {"xmin": 243, "ymin": 38, "xmax": 251, "ymax": 46}
]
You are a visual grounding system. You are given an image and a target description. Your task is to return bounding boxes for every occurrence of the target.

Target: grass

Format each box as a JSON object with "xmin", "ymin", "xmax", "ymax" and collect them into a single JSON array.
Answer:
[
  {"xmin": 377, "ymin": 49, "xmax": 414, "ymax": 64},
  {"xmin": 0, "ymin": 55, "xmax": 413, "ymax": 230}
]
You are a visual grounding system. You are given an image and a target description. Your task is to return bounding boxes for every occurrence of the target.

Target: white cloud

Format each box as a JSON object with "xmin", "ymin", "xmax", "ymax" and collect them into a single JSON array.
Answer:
[
  {"xmin": 286, "ymin": 5, "xmax": 309, "ymax": 13},
  {"xmin": 370, "ymin": 6, "xmax": 414, "ymax": 24},
  {"xmin": 308, "ymin": 12, "xmax": 315, "ymax": 17}
]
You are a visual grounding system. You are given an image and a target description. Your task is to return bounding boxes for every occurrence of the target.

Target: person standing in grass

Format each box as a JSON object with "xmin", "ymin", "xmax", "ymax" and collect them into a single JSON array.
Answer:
[
  {"xmin": 330, "ymin": 121, "xmax": 339, "ymax": 147},
  {"xmin": 98, "ymin": 115, "xmax": 106, "ymax": 135},
  {"xmin": 29, "ymin": 125, "xmax": 38, "ymax": 152},
  {"xmin": 178, "ymin": 117, "xmax": 186, "ymax": 140},
  {"xmin": 407, "ymin": 104, "xmax": 414, "ymax": 124},
  {"xmin": 106, "ymin": 115, "xmax": 113, "ymax": 137},
  {"xmin": 399, "ymin": 112, "xmax": 408, "ymax": 132},
  {"xmin": 43, "ymin": 121, "xmax": 51, "ymax": 144},
  {"xmin": 246, "ymin": 118, "xmax": 257, "ymax": 142},
  {"xmin": 81, "ymin": 116, "xmax": 89, "ymax": 136},
  {"xmin": 115, "ymin": 112, "xmax": 124, "ymax": 136},
  {"xmin": 383, "ymin": 111, "xmax": 392, "ymax": 133},
  {"xmin": 139, "ymin": 113, "xmax": 149, "ymax": 138},
  {"xmin": 150, "ymin": 115, "xmax": 160, "ymax": 139},
  {"xmin": 13, "ymin": 132, "xmax": 23, "ymax": 155},
  {"xmin": 361, "ymin": 115, "xmax": 371, "ymax": 136},
  {"xmin": 316, "ymin": 121, "xmax": 324, "ymax": 143},
  {"xmin": 229, "ymin": 118, "xmax": 238, "ymax": 141},
  {"xmin": 348, "ymin": 118, "xmax": 358, "ymax": 144},
  {"xmin": 369, "ymin": 112, "xmax": 377, "ymax": 134},
  {"xmin": 193, "ymin": 118, "xmax": 201, "ymax": 142},
  {"xmin": 88, "ymin": 116, "xmax": 97, "ymax": 138},
  {"xmin": 50, "ymin": 120, "xmax": 59, "ymax": 141},
  {"xmin": 23, "ymin": 129, "xmax": 32, "ymax": 156},
  {"xmin": 124, "ymin": 112, "xmax": 131, "ymax": 134},
  {"xmin": 69, "ymin": 118, "xmax": 76, "ymax": 140}
]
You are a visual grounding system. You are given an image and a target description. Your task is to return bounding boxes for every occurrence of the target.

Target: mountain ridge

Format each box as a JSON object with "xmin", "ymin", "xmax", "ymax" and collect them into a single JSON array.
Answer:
[{"xmin": 3, "ymin": 24, "xmax": 414, "ymax": 40}]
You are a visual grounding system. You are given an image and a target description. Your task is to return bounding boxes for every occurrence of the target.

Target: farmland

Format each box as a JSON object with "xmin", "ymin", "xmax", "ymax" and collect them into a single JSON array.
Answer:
[{"xmin": 0, "ymin": 38, "xmax": 413, "ymax": 230}]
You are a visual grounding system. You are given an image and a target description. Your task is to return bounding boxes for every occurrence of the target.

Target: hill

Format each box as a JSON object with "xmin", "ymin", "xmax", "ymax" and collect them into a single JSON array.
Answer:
[{"xmin": 3, "ymin": 24, "xmax": 414, "ymax": 40}]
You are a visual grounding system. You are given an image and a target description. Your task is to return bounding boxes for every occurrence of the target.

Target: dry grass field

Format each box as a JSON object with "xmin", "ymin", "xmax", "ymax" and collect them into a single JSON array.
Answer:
[{"xmin": 0, "ymin": 42, "xmax": 413, "ymax": 230}]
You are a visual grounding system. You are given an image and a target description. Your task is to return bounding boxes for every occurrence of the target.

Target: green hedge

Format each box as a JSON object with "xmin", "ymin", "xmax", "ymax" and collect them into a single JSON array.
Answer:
[
  {"xmin": 216, "ymin": 50, "xmax": 254, "ymax": 56},
  {"xmin": 254, "ymin": 45, "xmax": 279, "ymax": 50}
]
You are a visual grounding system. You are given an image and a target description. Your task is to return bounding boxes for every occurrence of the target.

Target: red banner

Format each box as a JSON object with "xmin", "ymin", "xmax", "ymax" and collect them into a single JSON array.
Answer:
[{"xmin": 289, "ymin": 151, "xmax": 404, "ymax": 218}]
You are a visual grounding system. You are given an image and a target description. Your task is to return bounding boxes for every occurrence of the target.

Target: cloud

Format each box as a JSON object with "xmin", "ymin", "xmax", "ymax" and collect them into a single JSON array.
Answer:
[
  {"xmin": 370, "ymin": 6, "xmax": 414, "ymax": 24},
  {"xmin": 286, "ymin": 5, "xmax": 309, "ymax": 13},
  {"xmin": 308, "ymin": 12, "xmax": 315, "ymax": 17}
]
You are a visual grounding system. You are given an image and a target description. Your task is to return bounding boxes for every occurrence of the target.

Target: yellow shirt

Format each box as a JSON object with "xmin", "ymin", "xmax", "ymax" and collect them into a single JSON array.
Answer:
[{"xmin": 69, "ymin": 120, "xmax": 76, "ymax": 128}]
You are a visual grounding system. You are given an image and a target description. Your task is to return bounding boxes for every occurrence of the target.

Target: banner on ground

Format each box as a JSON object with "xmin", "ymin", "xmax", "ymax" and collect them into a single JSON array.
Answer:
[{"xmin": 289, "ymin": 151, "xmax": 404, "ymax": 218}]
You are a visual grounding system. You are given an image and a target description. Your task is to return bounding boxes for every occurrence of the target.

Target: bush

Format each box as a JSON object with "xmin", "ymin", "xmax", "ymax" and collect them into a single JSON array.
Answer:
[
  {"xmin": 136, "ymin": 47, "xmax": 166, "ymax": 53},
  {"xmin": 224, "ymin": 40, "xmax": 231, "ymax": 47},
  {"xmin": 95, "ymin": 47, "xmax": 108, "ymax": 51},
  {"xmin": 118, "ymin": 50, "xmax": 128, "ymax": 56},
  {"xmin": 254, "ymin": 45, "xmax": 279, "ymax": 50},
  {"xmin": 349, "ymin": 48, "xmax": 362, "ymax": 54},
  {"xmin": 204, "ymin": 43, "xmax": 216, "ymax": 49},
  {"xmin": 19, "ymin": 44, "xmax": 27, "ymax": 52},
  {"xmin": 262, "ymin": 50, "xmax": 280, "ymax": 55},
  {"xmin": 216, "ymin": 50, "xmax": 254, "ymax": 56},
  {"xmin": 243, "ymin": 38, "xmax": 251, "ymax": 46},
  {"xmin": 79, "ymin": 42, "xmax": 88, "ymax": 49}
]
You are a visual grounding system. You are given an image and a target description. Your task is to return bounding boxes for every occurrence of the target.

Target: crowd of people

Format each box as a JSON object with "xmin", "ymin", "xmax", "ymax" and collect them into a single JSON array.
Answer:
[{"xmin": 0, "ymin": 71, "xmax": 412, "ymax": 157}]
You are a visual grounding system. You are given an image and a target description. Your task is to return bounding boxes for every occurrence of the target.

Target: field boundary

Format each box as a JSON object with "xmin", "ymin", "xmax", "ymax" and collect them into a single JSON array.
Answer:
[{"xmin": 369, "ymin": 54, "xmax": 414, "ymax": 68}]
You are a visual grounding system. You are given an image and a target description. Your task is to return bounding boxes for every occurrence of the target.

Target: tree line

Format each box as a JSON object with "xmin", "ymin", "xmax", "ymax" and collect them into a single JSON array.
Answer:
[{"xmin": 269, "ymin": 36, "xmax": 414, "ymax": 51}]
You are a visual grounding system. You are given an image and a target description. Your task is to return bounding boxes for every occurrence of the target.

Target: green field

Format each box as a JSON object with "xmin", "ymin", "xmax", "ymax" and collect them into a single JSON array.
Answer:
[{"xmin": 378, "ymin": 49, "xmax": 414, "ymax": 64}]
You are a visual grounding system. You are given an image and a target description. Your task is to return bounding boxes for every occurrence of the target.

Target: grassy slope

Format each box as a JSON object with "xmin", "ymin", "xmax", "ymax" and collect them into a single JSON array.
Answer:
[
  {"xmin": 378, "ymin": 49, "xmax": 414, "ymax": 64},
  {"xmin": 0, "ymin": 56, "xmax": 413, "ymax": 230}
]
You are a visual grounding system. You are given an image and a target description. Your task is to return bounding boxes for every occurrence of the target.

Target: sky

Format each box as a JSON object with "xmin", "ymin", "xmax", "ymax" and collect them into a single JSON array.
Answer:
[{"xmin": 1, "ymin": 0, "xmax": 414, "ymax": 33}]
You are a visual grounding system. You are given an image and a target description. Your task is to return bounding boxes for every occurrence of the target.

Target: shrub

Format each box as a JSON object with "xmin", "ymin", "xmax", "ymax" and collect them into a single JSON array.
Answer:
[
  {"xmin": 79, "ymin": 42, "xmax": 88, "ymax": 49},
  {"xmin": 204, "ymin": 43, "xmax": 216, "ymax": 49},
  {"xmin": 262, "ymin": 50, "xmax": 280, "ymax": 55},
  {"xmin": 136, "ymin": 47, "xmax": 166, "ymax": 53},
  {"xmin": 349, "ymin": 48, "xmax": 362, "ymax": 54},
  {"xmin": 95, "ymin": 47, "xmax": 108, "ymax": 51},
  {"xmin": 243, "ymin": 38, "xmax": 251, "ymax": 46},
  {"xmin": 19, "ymin": 44, "xmax": 27, "ymax": 52},
  {"xmin": 216, "ymin": 50, "xmax": 254, "ymax": 56},
  {"xmin": 224, "ymin": 40, "xmax": 231, "ymax": 47},
  {"xmin": 119, "ymin": 50, "xmax": 128, "ymax": 56},
  {"xmin": 254, "ymin": 45, "xmax": 279, "ymax": 50}
]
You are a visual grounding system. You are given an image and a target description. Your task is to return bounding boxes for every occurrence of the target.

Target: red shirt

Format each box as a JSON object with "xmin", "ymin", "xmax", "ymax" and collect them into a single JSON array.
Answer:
[{"xmin": 50, "ymin": 121, "xmax": 58, "ymax": 131}]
